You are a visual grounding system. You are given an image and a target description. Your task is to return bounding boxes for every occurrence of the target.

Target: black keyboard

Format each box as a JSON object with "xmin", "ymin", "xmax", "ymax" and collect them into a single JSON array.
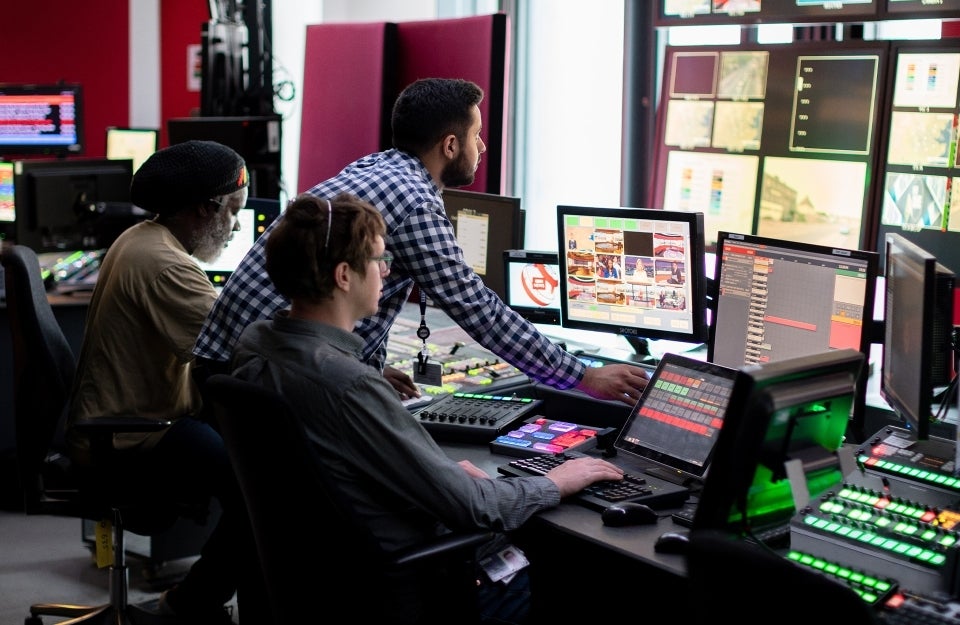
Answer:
[{"xmin": 497, "ymin": 451, "xmax": 690, "ymax": 511}]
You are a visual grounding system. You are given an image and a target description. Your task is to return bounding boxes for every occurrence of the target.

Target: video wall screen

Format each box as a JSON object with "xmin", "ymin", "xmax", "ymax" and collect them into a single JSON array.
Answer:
[
  {"xmin": 654, "ymin": 0, "xmax": 880, "ymax": 27},
  {"xmin": 650, "ymin": 41, "xmax": 889, "ymax": 252},
  {"xmin": 876, "ymin": 43, "xmax": 960, "ymax": 274}
]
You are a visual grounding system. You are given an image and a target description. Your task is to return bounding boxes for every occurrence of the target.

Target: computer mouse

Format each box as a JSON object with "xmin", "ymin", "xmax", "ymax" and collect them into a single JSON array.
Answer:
[
  {"xmin": 601, "ymin": 502, "xmax": 659, "ymax": 527},
  {"xmin": 654, "ymin": 530, "xmax": 691, "ymax": 554}
]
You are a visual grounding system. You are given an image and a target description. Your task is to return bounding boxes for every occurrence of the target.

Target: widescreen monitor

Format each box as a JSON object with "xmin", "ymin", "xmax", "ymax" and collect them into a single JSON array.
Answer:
[
  {"xmin": 880, "ymin": 233, "xmax": 956, "ymax": 442},
  {"xmin": 709, "ymin": 231, "xmax": 878, "ymax": 440},
  {"xmin": 0, "ymin": 83, "xmax": 83, "ymax": 158},
  {"xmin": 106, "ymin": 127, "xmax": 159, "ymax": 174},
  {"xmin": 442, "ymin": 189, "xmax": 524, "ymax": 302},
  {"xmin": 502, "ymin": 249, "xmax": 561, "ymax": 326},
  {"xmin": 196, "ymin": 197, "xmax": 282, "ymax": 287},
  {"xmin": 556, "ymin": 205, "xmax": 709, "ymax": 359},
  {"xmin": 693, "ymin": 349, "xmax": 865, "ymax": 534},
  {"xmin": 12, "ymin": 158, "xmax": 139, "ymax": 253}
]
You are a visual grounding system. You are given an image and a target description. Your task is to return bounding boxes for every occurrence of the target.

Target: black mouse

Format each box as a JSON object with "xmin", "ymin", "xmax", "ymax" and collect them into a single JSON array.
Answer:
[
  {"xmin": 654, "ymin": 530, "xmax": 691, "ymax": 554},
  {"xmin": 601, "ymin": 502, "xmax": 658, "ymax": 527}
]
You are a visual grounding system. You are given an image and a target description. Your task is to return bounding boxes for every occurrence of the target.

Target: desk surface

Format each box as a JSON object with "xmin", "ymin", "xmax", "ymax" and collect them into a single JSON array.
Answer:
[{"xmin": 440, "ymin": 440, "xmax": 688, "ymax": 578}]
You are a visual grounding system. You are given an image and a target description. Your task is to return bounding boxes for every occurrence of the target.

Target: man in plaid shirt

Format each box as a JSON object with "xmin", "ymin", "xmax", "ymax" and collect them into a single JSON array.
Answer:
[{"xmin": 195, "ymin": 77, "xmax": 648, "ymax": 405}]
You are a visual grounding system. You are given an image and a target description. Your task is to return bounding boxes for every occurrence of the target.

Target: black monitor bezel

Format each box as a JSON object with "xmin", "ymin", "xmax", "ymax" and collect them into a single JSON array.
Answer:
[
  {"xmin": 556, "ymin": 204, "xmax": 710, "ymax": 347},
  {"xmin": 442, "ymin": 188, "xmax": 524, "ymax": 302},
  {"xmin": 709, "ymin": 230, "xmax": 879, "ymax": 440},
  {"xmin": 693, "ymin": 348, "xmax": 865, "ymax": 533},
  {"xmin": 879, "ymin": 233, "xmax": 956, "ymax": 442},
  {"xmin": 199, "ymin": 196, "xmax": 282, "ymax": 287},
  {"xmin": 12, "ymin": 157, "xmax": 136, "ymax": 253},
  {"xmin": 502, "ymin": 249, "xmax": 561, "ymax": 326},
  {"xmin": 0, "ymin": 83, "xmax": 84, "ymax": 158},
  {"xmin": 105, "ymin": 126, "xmax": 159, "ymax": 173}
]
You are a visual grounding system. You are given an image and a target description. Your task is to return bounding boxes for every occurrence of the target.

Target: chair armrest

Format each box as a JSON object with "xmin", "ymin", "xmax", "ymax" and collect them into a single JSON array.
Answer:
[
  {"xmin": 72, "ymin": 417, "xmax": 173, "ymax": 434},
  {"xmin": 390, "ymin": 530, "xmax": 495, "ymax": 568}
]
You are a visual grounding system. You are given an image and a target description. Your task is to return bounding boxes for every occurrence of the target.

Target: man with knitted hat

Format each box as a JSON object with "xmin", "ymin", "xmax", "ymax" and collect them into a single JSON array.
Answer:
[{"xmin": 67, "ymin": 139, "xmax": 267, "ymax": 622}]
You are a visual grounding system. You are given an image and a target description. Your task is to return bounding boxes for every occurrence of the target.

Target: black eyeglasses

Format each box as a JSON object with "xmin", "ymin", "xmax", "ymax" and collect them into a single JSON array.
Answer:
[{"xmin": 371, "ymin": 253, "xmax": 393, "ymax": 277}]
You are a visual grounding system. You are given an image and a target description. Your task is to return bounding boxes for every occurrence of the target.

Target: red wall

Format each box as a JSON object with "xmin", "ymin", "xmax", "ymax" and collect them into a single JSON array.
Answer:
[
  {"xmin": 160, "ymin": 0, "xmax": 209, "ymax": 147},
  {"xmin": 0, "ymin": 1, "xmax": 130, "ymax": 158},
  {"xmin": 0, "ymin": 1, "xmax": 208, "ymax": 156}
]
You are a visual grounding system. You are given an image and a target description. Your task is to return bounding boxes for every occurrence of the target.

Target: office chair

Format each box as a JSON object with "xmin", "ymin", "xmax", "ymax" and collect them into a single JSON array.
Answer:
[
  {"xmin": 684, "ymin": 528, "xmax": 880, "ymax": 624},
  {"xmin": 204, "ymin": 373, "xmax": 495, "ymax": 625},
  {"xmin": 1, "ymin": 243, "xmax": 208, "ymax": 625}
]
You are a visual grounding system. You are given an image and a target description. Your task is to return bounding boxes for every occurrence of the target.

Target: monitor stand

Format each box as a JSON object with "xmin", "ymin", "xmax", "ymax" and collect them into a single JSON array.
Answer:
[
  {"xmin": 643, "ymin": 465, "xmax": 697, "ymax": 487},
  {"xmin": 623, "ymin": 336, "xmax": 658, "ymax": 366}
]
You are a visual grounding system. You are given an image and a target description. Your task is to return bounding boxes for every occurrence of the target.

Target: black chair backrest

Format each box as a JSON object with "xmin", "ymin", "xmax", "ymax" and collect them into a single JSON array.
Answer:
[
  {"xmin": 1, "ymin": 244, "xmax": 77, "ymax": 512},
  {"xmin": 685, "ymin": 529, "xmax": 880, "ymax": 624},
  {"xmin": 205, "ymin": 373, "xmax": 385, "ymax": 623}
]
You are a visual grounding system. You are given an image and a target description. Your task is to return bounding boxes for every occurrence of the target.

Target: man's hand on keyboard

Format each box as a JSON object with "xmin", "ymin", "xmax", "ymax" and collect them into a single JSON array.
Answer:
[
  {"xmin": 576, "ymin": 364, "xmax": 649, "ymax": 406},
  {"xmin": 545, "ymin": 457, "xmax": 625, "ymax": 498}
]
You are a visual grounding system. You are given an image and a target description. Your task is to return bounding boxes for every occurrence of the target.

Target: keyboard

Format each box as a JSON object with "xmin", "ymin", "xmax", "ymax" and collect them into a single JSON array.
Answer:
[{"xmin": 497, "ymin": 451, "xmax": 690, "ymax": 511}]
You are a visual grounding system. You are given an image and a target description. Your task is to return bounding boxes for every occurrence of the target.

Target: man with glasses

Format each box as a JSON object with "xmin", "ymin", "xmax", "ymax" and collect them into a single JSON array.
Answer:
[
  {"xmin": 196, "ymin": 77, "xmax": 648, "ymax": 405},
  {"xmin": 67, "ymin": 140, "xmax": 267, "ymax": 622},
  {"xmin": 229, "ymin": 191, "xmax": 626, "ymax": 624}
]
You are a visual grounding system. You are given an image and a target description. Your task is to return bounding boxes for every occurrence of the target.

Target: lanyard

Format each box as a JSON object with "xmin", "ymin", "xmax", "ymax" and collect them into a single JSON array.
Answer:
[{"xmin": 416, "ymin": 290, "xmax": 430, "ymax": 374}]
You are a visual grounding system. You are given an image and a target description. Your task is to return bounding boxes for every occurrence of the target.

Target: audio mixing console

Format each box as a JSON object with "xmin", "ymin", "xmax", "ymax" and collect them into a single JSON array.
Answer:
[
  {"xmin": 386, "ymin": 309, "xmax": 530, "ymax": 399},
  {"xmin": 411, "ymin": 392, "xmax": 543, "ymax": 443}
]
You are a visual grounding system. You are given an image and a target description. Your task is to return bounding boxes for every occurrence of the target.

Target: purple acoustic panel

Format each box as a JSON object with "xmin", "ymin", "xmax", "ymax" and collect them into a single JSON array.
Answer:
[
  {"xmin": 396, "ymin": 13, "xmax": 509, "ymax": 194},
  {"xmin": 298, "ymin": 22, "xmax": 397, "ymax": 193}
]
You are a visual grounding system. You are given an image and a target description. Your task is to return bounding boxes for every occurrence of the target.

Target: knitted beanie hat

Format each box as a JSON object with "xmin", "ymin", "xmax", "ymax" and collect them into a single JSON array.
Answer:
[{"xmin": 131, "ymin": 140, "xmax": 248, "ymax": 214}]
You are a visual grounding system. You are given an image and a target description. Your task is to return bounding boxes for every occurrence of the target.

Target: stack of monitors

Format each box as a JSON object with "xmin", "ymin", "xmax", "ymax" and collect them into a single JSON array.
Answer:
[{"xmin": 650, "ymin": 40, "xmax": 889, "ymax": 251}]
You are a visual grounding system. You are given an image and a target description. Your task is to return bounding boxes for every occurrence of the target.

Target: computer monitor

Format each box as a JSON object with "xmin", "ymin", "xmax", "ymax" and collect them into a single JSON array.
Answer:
[
  {"xmin": 709, "ymin": 231, "xmax": 878, "ymax": 440},
  {"xmin": 0, "ymin": 161, "xmax": 14, "ymax": 230},
  {"xmin": 692, "ymin": 349, "xmax": 865, "ymax": 534},
  {"xmin": 0, "ymin": 83, "xmax": 83, "ymax": 158},
  {"xmin": 502, "ymin": 249, "xmax": 561, "ymax": 326},
  {"xmin": 556, "ymin": 205, "xmax": 709, "ymax": 360},
  {"xmin": 105, "ymin": 127, "xmax": 158, "ymax": 174},
  {"xmin": 196, "ymin": 197, "xmax": 282, "ymax": 287},
  {"xmin": 442, "ymin": 189, "xmax": 524, "ymax": 302},
  {"xmin": 880, "ymin": 233, "xmax": 956, "ymax": 442},
  {"xmin": 12, "ymin": 158, "xmax": 144, "ymax": 253}
]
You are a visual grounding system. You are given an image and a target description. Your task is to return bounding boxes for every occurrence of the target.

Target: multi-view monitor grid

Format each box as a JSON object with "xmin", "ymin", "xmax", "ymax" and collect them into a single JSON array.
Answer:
[
  {"xmin": 875, "ymin": 43, "xmax": 960, "ymax": 274},
  {"xmin": 651, "ymin": 40, "xmax": 888, "ymax": 252},
  {"xmin": 655, "ymin": 1, "xmax": 960, "ymax": 27}
]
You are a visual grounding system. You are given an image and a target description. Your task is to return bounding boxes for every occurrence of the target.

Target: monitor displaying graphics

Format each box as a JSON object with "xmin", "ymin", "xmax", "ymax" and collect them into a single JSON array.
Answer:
[
  {"xmin": 0, "ymin": 83, "xmax": 83, "ymax": 158},
  {"xmin": 196, "ymin": 197, "xmax": 282, "ymax": 287},
  {"xmin": 880, "ymin": 233, "xmax": 956, "ymax": 442},
  {"xmin": 655, "ymin": 0, "xmax": 879, "ymax": 26},
  {"xmin": 709, "ymin": 231, "xmax": 879, "ymax": 437},
  {"xmin": 651, "ymin": 42, "xmax": 889, "ymax": 252},
  {"xmin": 876, "ymin": 43, "xmax": 960, "ymax": 276},
  {"xmin": 443, "ymin": 189, "xmax": 524, "ymax": 301},
  {"xmin": 614, "ymin": 352, "xmax": 739, "ymax": 484},
  {"xmin": 0, "ymin": 161, "xmax": 14, "ymax": 225},
  {"xmin": 503, "ymin": 249, "xmax": 561, "ymax": 326},
  {"xmin": 556, "ymin": 205, "xmax": 709, "ymax": 357},
  {"xmin": 106, "ymin": 127, "xmax": 159, "ymax": 173}
]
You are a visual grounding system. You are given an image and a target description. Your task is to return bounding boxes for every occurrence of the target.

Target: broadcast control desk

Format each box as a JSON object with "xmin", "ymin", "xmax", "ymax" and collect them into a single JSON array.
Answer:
[{"xmin": 439, "ymin": 409, "xmax": 692, "ymax": 622}]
